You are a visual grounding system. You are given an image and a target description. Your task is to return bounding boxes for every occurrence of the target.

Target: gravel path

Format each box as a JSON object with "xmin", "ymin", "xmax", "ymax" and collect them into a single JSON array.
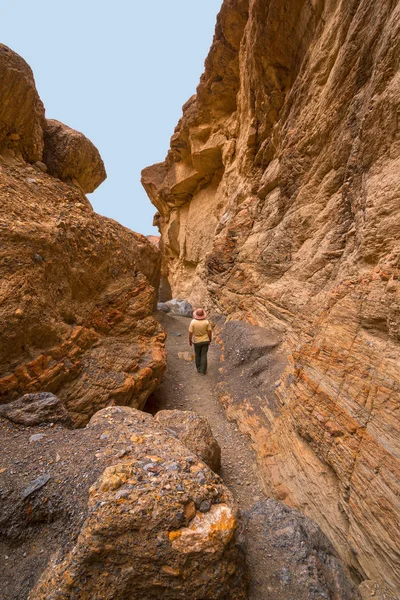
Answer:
[{"xmin": 147, "ymin": 313, "xmax": 266, "ymax": 512}]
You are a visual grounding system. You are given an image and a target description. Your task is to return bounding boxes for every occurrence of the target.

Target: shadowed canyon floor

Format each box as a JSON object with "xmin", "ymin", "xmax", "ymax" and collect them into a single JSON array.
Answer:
[{"xmin": 147, "ymin": 313, "xmax": 265, "ymax": 510}]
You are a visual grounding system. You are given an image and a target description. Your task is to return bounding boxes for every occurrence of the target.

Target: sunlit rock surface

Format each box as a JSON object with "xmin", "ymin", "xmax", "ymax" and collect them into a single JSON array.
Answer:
[
  {"xmin": 155, "ymin": 409, "xmax": 222, "ymax": 471},
  {"xmin": 142, "ymin": 0, "xmax": 400, "ymax": 594}
]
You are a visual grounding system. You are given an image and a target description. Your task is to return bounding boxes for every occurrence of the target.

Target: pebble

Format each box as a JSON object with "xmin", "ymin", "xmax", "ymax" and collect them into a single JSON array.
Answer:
[
  {"xmin": 22, "ymin": 474, "xmax": 51, "ymax": 499},
  {"xmin": 29, "ymin": 434, "xmax": 45, "ymax": 442},
  {"xmin": 199, "ymin": 501, "xmax": 211, "ymax": 513}
]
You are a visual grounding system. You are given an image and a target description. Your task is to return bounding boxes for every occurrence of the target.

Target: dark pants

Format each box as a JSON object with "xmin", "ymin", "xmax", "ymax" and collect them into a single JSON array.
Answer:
[{"xmin": 194, "ymin": 342, "xmax": 210, "ymax": 374}]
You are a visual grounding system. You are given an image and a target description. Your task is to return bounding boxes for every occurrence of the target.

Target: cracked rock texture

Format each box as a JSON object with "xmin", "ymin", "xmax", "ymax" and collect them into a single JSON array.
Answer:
[
  {"xmin": 0, "ymin": 46, "xmax": 166, "ymax": 426},
  {"xmin": 142, "ymin": 0, "xmax": 400, "ymax": 595},
  {"xmin": 0, "ymin": 392, "xmax": 71, "ymax": 427},
  {"xmin": 0, "ymin": 406, "xmax": 246, "ymax": 600},
  {"xmin": 0, "ymin": 44, "xmax": 45, "ymax": 163}
]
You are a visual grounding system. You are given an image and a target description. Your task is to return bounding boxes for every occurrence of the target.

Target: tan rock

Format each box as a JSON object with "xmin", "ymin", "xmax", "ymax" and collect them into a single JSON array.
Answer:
[
  {"xmin": 170, "ymin": 504, "xmax": 235, "ymax": 553},
  {"xmin": 142, "ymin": 0, "xmax": 400, "ymax": 595},
  {"xmin": 177, "ymin": 350, "xmax": 194, "ymax": 361},
  {"xmin": 0, "ymin": 44, "xmax": 45, "ymax": 162},
  {"xmin": 43, "ymin": 119, "xmax": 106, "ymax": 193},
  {"xmin": 155, "ymin": 409, "xmax": 221, "ymax": 472}
]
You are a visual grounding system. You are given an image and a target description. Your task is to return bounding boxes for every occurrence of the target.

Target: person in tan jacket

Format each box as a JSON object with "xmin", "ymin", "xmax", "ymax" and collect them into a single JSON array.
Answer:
[{"xmin": 189, "ymin": 308, "xmax": 212, "ymax": 375}]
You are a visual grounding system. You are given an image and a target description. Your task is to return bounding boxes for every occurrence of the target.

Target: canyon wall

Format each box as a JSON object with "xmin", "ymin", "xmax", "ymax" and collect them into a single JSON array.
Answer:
[
  {"xmin": 142, "ymin": 0, "xmax": 400, "ymax": 595},
  {"xmin": 0, "ymin": 44, "xmax": 166, "ymax": 426}
]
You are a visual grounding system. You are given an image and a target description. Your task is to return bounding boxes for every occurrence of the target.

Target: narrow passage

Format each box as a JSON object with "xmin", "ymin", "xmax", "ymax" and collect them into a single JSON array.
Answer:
[{"xmin": 147, "ymin": 313, "xmax": 265, "ymax": 512}]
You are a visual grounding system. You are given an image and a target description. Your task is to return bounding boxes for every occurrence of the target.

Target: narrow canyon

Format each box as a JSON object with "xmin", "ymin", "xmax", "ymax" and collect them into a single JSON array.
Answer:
[{"xmin": 1, "ymin": 0, "xmax": 399, "ymax": 599}]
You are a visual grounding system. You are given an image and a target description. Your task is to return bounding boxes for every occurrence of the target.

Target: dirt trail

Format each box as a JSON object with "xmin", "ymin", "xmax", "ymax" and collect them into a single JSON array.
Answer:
[{"xmin": 147, "ymin": 312, "xmax": 266, "ymax": 512}]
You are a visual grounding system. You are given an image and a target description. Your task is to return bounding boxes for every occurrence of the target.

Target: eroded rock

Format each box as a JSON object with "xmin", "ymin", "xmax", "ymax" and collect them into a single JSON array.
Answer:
[
  {"xmin": 245, "ymin": 499, "xmax": 361, "ymax": 600},
  {"xmin": 155, "ymin": 409, "xmax": 221, "ymax": 472},
  {"xmin": 0, "ymin": 407, "xmax": 246, "ymax": 600},
  {"xmin": 142, "ymin": 0, "xmax": 400, "ymax": 593},
  {"xmin": 43, "ymin": 119, "xmax": 106, "ymax": 193},
  {"xmin": 0, "ymin": 47, "xmax": 165, "ymax": 426},
  {"xmin": 0, "ymin": 44, "xmax": 45, "ymax": 163}
]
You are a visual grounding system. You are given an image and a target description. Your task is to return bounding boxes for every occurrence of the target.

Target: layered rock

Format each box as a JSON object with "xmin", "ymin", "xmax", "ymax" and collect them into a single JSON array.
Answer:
[
  {"xmin": 0, "ymin": 46, "xmax": 166, "ymax": 426},
  {"xmin": 0, "ymin": 407, "xmax": 246, "ymax": 599},
  {"xmin": 142, "ymin": 0, "xmax": 400, "ymax": 594}
]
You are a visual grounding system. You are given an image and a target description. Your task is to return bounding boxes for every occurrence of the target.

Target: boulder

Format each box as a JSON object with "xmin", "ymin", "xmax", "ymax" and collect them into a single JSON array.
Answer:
[
  {"xmin": 0, "ymin": 407, "xmax": 247, "ymax": 599},
  {"xmin": 157, "ymin": 301, "xmax": 171, "ymax": 313},
  {"xmin": 155, "ymin": 409, "xmax": 221, "ymax": 472},
  {"xmin": 245, "ymin": 499, "xmax": 361, "ymax": 600},
  {"xmin": 0, "ymin": 44, "xmax": 45, "ymax": 162},
  {"xmin": 165, "ymin": 298, "xmax": 193, "ymax": 317},
  {"xmin": 0, "ymin": 392, "xmax": 71, "ymax": 426},
  {"xmin": 43, "ymin": 119, "xmax": 106, "ymax": 193}
]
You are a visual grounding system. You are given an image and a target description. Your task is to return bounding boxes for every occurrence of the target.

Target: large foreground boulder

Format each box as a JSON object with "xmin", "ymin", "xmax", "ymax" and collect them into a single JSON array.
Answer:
[{"xmin": 0, "ymin": 407, "xmax": 246, "ymax": 599}]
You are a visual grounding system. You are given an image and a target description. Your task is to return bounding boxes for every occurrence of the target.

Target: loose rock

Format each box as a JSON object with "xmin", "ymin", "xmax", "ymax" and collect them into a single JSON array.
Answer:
[
  {"xmin": 0, "ymin": 392, "xmax": 71, "ymax": 427},
  {"xmin": 25, "ymin": 407, "xmax": 246, "ymax": 600},
  {"xmin": 155, "ymin": 409, "xmax": 221, "ymax": 472},
  {"xmin": 245, "ymin": 499, "xmax": 360, "ymax": 600}
]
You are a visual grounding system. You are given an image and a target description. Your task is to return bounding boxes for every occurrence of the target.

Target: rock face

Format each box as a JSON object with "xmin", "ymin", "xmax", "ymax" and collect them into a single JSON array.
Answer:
[
  {"xmin": 0, "ymin": 46, "xmax": 166, "ymax": 426},
  {"xmin": 246, "ymin": 499, "xmax": 361, "ymax": 599},
  {"xmin": 155, "ymin": 409, "xmax": 222, "ymax": 471},
  {"xmin": 43, "ymin": 119, "xmax": 107, "ymax": 193},
  {"xmin": 0, "ymin": 407, "xmax": 247, "ymax": 599},
  {"xmin": 142, "ymin": 0, "xmax": 400, "ymax": 594}
]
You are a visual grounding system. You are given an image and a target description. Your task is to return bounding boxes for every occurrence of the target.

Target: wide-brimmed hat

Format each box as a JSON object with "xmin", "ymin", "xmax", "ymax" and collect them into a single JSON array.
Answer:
[{"xmin": 193, "ymin": 308, "xmax": 207, "ymax": 320}]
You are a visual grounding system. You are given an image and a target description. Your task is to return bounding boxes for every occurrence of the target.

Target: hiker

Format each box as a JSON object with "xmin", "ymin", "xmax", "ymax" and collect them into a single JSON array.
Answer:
[{"xmin": 189, "ymin": 308, "xmax": 212, "ymax": 375}]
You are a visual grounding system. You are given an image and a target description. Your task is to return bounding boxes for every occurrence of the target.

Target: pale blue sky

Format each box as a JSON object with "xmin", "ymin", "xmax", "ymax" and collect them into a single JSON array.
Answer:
[{"xmin": 3, "ymin": 1, "xmax": 222, "ymax": 235}]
